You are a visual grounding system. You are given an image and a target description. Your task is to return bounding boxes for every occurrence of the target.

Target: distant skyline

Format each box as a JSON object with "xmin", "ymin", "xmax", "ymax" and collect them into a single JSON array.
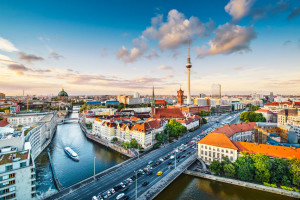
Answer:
[{"xmin": 0, "ymin": 0, "xmax": 300, "ymax": 96}]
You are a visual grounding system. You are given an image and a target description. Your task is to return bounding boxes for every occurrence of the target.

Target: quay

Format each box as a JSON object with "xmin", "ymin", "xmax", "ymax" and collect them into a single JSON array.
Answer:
[{"xmin": 47, "ymin": 149, "xmax": 64, "ymax": 191}]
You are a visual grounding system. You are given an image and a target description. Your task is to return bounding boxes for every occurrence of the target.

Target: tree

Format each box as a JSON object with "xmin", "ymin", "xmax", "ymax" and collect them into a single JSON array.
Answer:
[
  {"xmin": 130, "ymin": 138, "xmax": 139, "ymax": 148},
  {"xmin": 224, "ymin": 163, "xmax": 236, "ymax": 177},
  {"xmin": 234, "ymin": 153, "xmax": 255, "ymax": 181},
  {"xmin": 288, "ymin": 158, "xmax": 300, "ymax": 187},
  {"xmin": 270, "ymin": 158, "xmax": 290, "ymax": 184},
  {"xmin": 165, "ymin": 119, "xmax": 187, "ymax": 138},
  {"xmin": 111, "ymin": 137, "xmax": 118, "ymax": 143},
  {"xmin": 209, "ymin": 160, "xmax": 222, "ymax": 175},
  {"xmin": 240, "ymin": 111, "xmax": 266, "ymax": 122},
  {"xmin": 251, "ymin": 153, "xmax": 271, "ymax": 183},
  {"xmin": 121, "ymin": 141, "xmax": 130, "ymax": 148}
]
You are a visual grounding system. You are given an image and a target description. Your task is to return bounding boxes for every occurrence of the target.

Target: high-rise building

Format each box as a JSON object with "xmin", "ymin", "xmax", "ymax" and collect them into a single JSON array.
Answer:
[
  {"xmin": 199, "ymin": 93, "xmax": 206, "ymax": 98},
  {"xmin": 0, "ymin": 93, "xmax": 5, "ymax": 99},
  {"xmin": 211, "ymin": 84, "xmax": 221, "ymax": 99},
  {"xmin": 186, "ymin": 40, "xmax": 192, "ymax": 105},
  {"xmin": 270, "ymin": 92, "xmax": 274, "ymax": 102},
  {"xmin": 133, "ymin": 92, "xmax": 140, "ymax": 98}
]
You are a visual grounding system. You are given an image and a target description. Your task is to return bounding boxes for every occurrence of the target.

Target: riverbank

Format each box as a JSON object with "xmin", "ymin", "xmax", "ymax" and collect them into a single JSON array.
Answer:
[
  {"xmin": 79, "ymin": 122, "xmax": 136, "ymax": 157},
  {"xmin": 184, "ymin": 170, "xmax": 300, "ymax": 199}
]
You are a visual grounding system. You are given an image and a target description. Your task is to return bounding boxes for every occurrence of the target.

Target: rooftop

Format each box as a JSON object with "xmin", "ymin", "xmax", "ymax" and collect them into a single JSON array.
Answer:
[
  {"xmin": 0, "ymin": 150, "xmax": 29, "ymax": 165},
  {"xmin": 198, "ymin": 132, "xmax": 238, "ymax": 150},
  {"xmin": 212, "ymin": 122, "xmax": 256, "ymax": 138}
]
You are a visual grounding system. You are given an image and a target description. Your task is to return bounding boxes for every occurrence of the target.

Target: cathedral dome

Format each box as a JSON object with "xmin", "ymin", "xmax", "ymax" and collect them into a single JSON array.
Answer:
[{"xmin": 58, "ymin": 88, "xmax": 68, "ymax": 97}]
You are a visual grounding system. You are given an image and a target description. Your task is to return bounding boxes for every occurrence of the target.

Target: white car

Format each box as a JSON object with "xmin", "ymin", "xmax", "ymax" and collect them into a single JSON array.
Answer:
[
  {"xmin": 170, "ymin": 156, "xmax": 174, "ymax": 159},
  {"xmin": 159, "ymin": 158, "xmax": 164, "ymax": 162},
  {"xmin": 116, "ymin": 193, "xmax": 125, "ymax": 200},
  {"xmin": 92, "ymin": 196, "xmax": 98, "ymax": 200}
]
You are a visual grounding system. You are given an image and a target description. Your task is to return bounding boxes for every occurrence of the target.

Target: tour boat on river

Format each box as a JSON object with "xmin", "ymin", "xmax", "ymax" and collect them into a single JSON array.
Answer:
[{"xmin": 64, "ymin": 147, "xmax": 79, "ymax": 161}]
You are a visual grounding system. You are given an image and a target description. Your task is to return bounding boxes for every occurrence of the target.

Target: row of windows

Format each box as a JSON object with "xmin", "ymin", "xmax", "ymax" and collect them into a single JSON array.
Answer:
[
  {"xmin": 200, "ymin": 145, "xmax": 233, "ymax": 154},
  {"xmin": 201, "ymin": 155, "xmax": 234, "ymax": 162},
  {"xmin": 0, "ymin": 174, "xmax": 15, "ymax": 181},
  {"xmin": 201, "ymin": 151, "xmax": 234, "ymax": 158},
  {"xmin": 0, "ymin": 193, "xmax": 15, "ymax": 200},
  {"xmin": 0, "ymin": 180, "xmax": 15, "ymax": 188},
  {"xmin": 0, "ymin": 186, "xmax": 16, "ymax": 195}
]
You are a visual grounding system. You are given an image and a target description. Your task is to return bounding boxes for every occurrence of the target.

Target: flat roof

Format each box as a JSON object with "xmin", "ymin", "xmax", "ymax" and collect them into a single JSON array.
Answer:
[{"xmin": 0, "ymin": 150, "xmax": 29, "ymax": 165}]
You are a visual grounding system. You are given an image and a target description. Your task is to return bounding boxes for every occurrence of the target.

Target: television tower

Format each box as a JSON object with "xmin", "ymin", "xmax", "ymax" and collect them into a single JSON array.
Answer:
[{"xmin": 186, "ymin": 40, "xmax": 192, "ymax": 105}]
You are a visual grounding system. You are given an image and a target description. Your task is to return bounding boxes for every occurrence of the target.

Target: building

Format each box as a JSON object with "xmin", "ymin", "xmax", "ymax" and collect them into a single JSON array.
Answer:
[
  {"xmin": 198, "ymin": 132, "xmax": 300, "ymax": 164},
  {"xmin": 0, "ymin": 118, "xmax": 9, "ymax": 127},
  {"xmin": 211, "ymin": 84, "xmax": 221, "ymax": 99},
  {"xmin": 0, "ymin": 148, "xmax": 36, "ymax": 199},
  {"xmin": 151, "ymin": 108, "xmax": 185, "ymax": 119},
  {"xmin": 117, "ymin": 95, "xmax": 128, "ymax": 104},
  {"xmin": 264, "ymin": 100, "xmax": 300, "ymax": 113},
  {"xmin": 278, "ymin": 109, "xmax": 300, "ymax": 126},
  {"xmin": 269, "ymin": 92, "xmax": 274, "ymax": 102},
  {"xmin": 133, "ymin": 92, "xmax": 140, "ymax": 98},
  {"xmin": 0, "ymin": 93, "xmax": 5, "ymax": 100},
  {"xmin": 177, "ymin": 88, "xmax": 184, "ymax": 105},
  {"xmin": 155, "ymin": 100, "xmax": 167, "ymax": 106},
  {"xmin": 194, "ymin": 98, "xmax": 209, "ymax": 107},
  {"xmin": 92, "ymin": 118, "xmax": 166, "ymax": 148},
  {"xmin": 176, "ymin": 115, "xmax": 200, "ymax": 131},
  {"xmin": 254, "ymin": 123, "xmax": 297, "ymax": 144},
  {"xmin": 212, "ymin": 122, "xmax": 256, "ymax": 142},
  {"xmin": 105, "ymin": 100, "xmax": 119, "ymax": 106},
  {"xmin": 128, "ymin": 98, "xmax": 142, "ymax": 105},
  {"xmin": 255, "ymin": 109, "xmax": 277, "ymax": 123},
  {"xmin": 56, "ymin": 88, "xmax": 68, "ymax": 102}
]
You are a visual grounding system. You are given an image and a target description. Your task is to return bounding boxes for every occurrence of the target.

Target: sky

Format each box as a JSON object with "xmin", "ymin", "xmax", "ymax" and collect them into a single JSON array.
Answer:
[{"xmin": 0, "ymin": 0, "xmax": 300, "ymax": 96}]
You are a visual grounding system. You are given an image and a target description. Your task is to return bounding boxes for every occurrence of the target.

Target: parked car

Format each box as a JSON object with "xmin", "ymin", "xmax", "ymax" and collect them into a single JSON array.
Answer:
[
  {"xmin": 146, "ymin": 171, "xmax": 153, "ymax": 176},
  {"xmin": 157, "ymin": 171, "xmax": 163, "ymax": 176},
  {"xmin": 120, "ymin": 187, "xmax": 128, "ymax": 192}
]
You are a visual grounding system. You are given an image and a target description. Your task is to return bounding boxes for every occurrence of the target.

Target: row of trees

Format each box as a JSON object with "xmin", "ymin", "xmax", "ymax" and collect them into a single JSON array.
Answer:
[
  {"xmin": 155, "ymin": 119, "xmax": 188, "ymax": 144},
  {"xmin": 209, "ymin": 153, "xmax": 300, "ymax": 187},
  {"xmin": 117, "ymin": 138, "xmax": 140, "ymax": 149},
  {"xmin": 199, "ymin": 111, "xmax": 213, "ymax": 116},
  {"xmin": 247, "ymin": 105, "xmax": 260, "ymax": 111},
  {"xmin": 240, "ymin": 111, "xmax": 266, "ymax": 122}
]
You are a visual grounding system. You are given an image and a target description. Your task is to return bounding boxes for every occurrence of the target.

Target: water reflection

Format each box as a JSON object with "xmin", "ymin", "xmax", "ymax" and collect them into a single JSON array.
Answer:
[{"xmin": 155, "ymin": 175, "xmax": 296, "ymax": 200}]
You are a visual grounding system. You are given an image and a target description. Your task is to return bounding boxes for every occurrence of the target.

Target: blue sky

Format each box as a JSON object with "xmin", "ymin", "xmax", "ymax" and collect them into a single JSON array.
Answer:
[{"xmin": 0, "ymin": 0, "xmax": 299, "ymax": 96}]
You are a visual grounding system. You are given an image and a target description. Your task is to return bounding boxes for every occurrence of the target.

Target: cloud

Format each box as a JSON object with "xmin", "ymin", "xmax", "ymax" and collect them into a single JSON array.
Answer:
[
  {"xmin": 172, "ymin": 50, "xmax": 180, "ymax": 58},
  {"xmin": 7, "ymin": 64, "xmax": 51, "ymax": 75},
  {"xmin": 157, "ymin": 65, "xmax": 173, "ymax": 71},
  {"xmin": 145, "ymin": 49, "xmax": 159, "ymax": 59},
  {"xmin": 234, "ymin": 66, "xmax": 244, "ymax": 70},
  {"xmin": 288, "ymin": 7, "xmax": 300, "ymax": 20},
  {"xmin": 225, "ymin": 0, "xmax": 256, "ymax": 21},
  {"xmin": 49, "ymin": 51, "xmax": 64, "ymax": 60},
  {"xmin": 117, "ymin": 38, "xmax": 147, "ymax": 62},
  {"xmin": 0, "ymin": 54, "xmax": 18, "ymax": 64},
  {"xmin": 18, "ymin": 52, "xmax": 44, "ymax": 63},
  {"xmin": 196, "ymin": 23, "xmax": 257, "ymax": 58},
  {"xmin": 0, "ymin": 37, "xmax": 18, "ymax": 52},
  {"xmin": 143, "ymin": 9, "xmax": 209, "ymax": 50}
]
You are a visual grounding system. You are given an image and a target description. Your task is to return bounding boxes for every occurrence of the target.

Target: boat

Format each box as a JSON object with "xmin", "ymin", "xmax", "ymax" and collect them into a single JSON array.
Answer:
[{"xmin": 64, "ymin": 147, "xmax": 79, "ymax": 161}]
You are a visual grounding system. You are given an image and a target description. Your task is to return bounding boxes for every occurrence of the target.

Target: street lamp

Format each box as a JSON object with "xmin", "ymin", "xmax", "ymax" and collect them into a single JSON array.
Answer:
[{"xmin": 174, "ymin": 148, "xmax": 177, "ymax": 169}]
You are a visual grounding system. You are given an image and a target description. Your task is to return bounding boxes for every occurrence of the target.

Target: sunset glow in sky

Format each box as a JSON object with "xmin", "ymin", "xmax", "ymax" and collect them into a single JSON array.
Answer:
[{"xmin": 0, "ymin": 0, "xmax": 300, "ymax": 96}]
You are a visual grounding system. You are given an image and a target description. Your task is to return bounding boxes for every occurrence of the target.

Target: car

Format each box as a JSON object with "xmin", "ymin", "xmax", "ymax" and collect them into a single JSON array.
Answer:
[
  {"xmin": 170, "ymin": 156, "xmax": 174, "ymax": 159},
  {"xmin": 148, "ymin": 161, "xmax": 153, "ymax": 165},
  {"xmin": 159, "ymin": 158, "xmax": 164, "ymax": 162},
  {"xmin": 168, "ymin": 165, "xmax": 173, "ymax": 169},
  {"xmin": 92, "ymin": 196, "xmax": 98, "ymax": 200},
  {"xmin": 110, "ymin": 188, "xmax": 115, "ymax": 194},
  {"xmin": 182, "ymin": 155, "xmax": 186, "ymax": 158},
  {"xmin": 142, "ymin": 181, "xmax": 149, "ymax": 186},
  {"xmin": 131, "ymin": 176, "xmax": 136, "ymax": 181},
  {"xmin": 187, "ymin": 152, "xmax": 191, "ymax": 154},
  {"xmin": 116, "ymin": 193, "xmax": 125, "ymax": 200},
  {"xmin": 167, "ymin": 161, "xmax": 172, "ymax": 165},
  {"xmin": 157, "ymin": 171, "xmax": 163, "ymax": 176},
  {"xmin": 177, "ymin": 160, "xmax": 180, "ymax": 163},
  {"xmin": 146, "ymin": 171, "xmax": 152, "ymax": 176},
  {"xmin": 107, "ymin": 191, "xmax": 111, "ymax": 197},
  {"xmin": 120, "ymin": 187, "xmax": 128, "ymax": 192}
]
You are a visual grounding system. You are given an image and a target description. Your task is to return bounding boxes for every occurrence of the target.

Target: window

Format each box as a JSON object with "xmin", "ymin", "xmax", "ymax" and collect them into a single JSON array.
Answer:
[
  {"xmin": 217, "ymin": 148, "xmax": 219, "ymax": 152},
  {"xmin": 20, "ymin": 162, "xmax": 26, "ymax": 168},
  {"xmin": 226, "ymin": 150, "xmax": 228, "ymax": 153},
  {"xmin": 230, "ymin": 156, "xmax": 233, "ymax": 161},
  {"xmin": 5, "ymin": 165, "xmax": 12, "ymax": 172},
  {"xmin": 230, "ymin": 151, "xmax": 233, "ymax": 154},
  {"xmin": 9, "ymin": 187, "xmax": 15, "ymax": 192},
  {"xmin": 221, "ymin": 149, "xmax": 224, "ymax": 153},
  {"xmin": 201, "ymin": 150, "xmax": 203, "ymax": 155}
]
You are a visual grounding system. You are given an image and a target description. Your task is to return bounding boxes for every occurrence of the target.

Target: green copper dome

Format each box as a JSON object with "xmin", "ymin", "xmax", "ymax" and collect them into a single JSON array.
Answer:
[{"xmin": 58, "ymin": 88, "xmax": 68, "ymax": 96}]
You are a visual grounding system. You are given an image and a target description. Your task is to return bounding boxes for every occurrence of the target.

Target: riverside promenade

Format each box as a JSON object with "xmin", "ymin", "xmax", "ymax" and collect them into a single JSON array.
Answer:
[{"xmin": 184, "ymin": 170, "xmax": 300, "ymax": 199}]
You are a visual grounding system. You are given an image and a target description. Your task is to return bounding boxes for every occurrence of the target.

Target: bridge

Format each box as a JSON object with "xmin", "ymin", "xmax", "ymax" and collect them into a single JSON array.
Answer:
[
  {"xmin": 57, "ymin": 118, "xmax": 79, "ymax": 125},
  {"xmin": 44, "ymin": 122, "xmax": 213, "ymax": 200}
]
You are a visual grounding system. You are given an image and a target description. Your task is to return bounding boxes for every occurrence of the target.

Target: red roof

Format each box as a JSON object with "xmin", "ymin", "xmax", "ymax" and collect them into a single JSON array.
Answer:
[
  {"xmin": 0, "ymin": 118, "xmax": 9, "ymax": 127},
  {"xmin": 153, "ymin": 108, "xmax": 184, "ymax": 119},
  {"xmin": 155, "ymin": 100, "xmax": 167, "ymax": 105},
  {"xmin": 265, "ymin": 102, "xmax": 280, "ymax": 106},
  {"xmin": 212, "ymin": 122, "xmax": 256, "ymax": 138},
  {"xmin": 256, "ymin": 109, "xmax": 273, "ymax": 114},
  {"xmin": 232, "ymin": 141, "xmax": 300, "ymax": 159}
]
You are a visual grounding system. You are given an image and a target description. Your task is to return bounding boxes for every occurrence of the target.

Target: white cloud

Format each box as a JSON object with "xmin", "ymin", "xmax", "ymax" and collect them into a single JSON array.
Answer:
[
  {"xmin": 0, "ymin": 54, "xmax": 17, "ymax": 64},
  {"xmin": 0, "ymin": 37, "xmax": 18, "ymax": 52},
  {"xmin": 143, "ymin": 9, "xmax": 208, "ymax": 50},
  {"xmin": 225, "ymin": 0, "xmax": 255, "ymax": 21},
  {"xmin": 196, "ymin": 23, "xmax": 256, "ymax": 58},
  {"xmin": 117, "ymin": 38, "xmax": 148, "ymax": 63}
]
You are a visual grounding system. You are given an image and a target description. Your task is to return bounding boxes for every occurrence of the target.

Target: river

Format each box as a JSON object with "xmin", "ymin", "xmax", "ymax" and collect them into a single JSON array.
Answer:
[
  {"xmin": 155, "ymin": 174, "xmax": 296, "ymax": 200},
  {"xmin": 35, "ymin": 112, "xmax": 127, "ymax": 199}
]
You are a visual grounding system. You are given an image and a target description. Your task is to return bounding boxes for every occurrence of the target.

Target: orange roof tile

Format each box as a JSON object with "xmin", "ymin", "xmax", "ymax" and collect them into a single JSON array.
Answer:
[
  {"xmin": 212, "ymin": 122, "xmax": 256, "ymax": 138},
  {"xmin": 153, "ymin": 108, "xmax": 184, "ymax": 119},
  {"xmin": 198, "ymin": 132, "xmax": 238, "ymax": 150},
  {"xmin": 256, "ymin": 109, "xmax": 273, "ymax": 114},
  {"xmin": 232, "ymin": 141, "xmax": 300, "ymax": 159},
  {"xmin": 0, "ymin": 118, "xmax": 9, "ymax": 127}
]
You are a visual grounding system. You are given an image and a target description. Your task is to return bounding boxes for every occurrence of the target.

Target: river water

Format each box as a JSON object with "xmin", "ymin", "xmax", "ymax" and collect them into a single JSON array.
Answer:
[
  {"xmin": 155, "ymin": 175, "xmax": 296, "ymax": 200},
  {"xmin": 35, "ymin": 112, "xmax": 127, "ymax": 199}
]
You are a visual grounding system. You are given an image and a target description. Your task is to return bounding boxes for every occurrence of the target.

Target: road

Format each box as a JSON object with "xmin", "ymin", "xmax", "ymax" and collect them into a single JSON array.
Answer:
[{"xmin": 53, "ymin": 112, "xmax": 240, "ymax": 200}]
